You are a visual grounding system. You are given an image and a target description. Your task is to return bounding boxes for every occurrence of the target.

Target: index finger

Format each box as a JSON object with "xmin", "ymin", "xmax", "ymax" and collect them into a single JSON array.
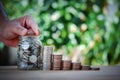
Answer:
[{"xmin": 25, "ymin": 15, "xmax": 40, "ymax": 35}]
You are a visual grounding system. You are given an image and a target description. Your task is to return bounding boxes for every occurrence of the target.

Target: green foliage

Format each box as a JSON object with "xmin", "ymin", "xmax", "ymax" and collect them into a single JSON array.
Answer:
[{"xmin": 1, "ymin": 0, "xmax": 120, "ymax": 65}]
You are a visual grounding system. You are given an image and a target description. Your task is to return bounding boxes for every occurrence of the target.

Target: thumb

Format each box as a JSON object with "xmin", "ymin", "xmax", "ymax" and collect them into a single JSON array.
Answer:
[{"xmin": 12, "ymin": 24, "xmax": 27, "ymax": 36}]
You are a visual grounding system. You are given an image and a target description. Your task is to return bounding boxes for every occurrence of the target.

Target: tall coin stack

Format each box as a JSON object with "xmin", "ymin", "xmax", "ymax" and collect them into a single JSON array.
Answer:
[
  {"xmin": 52, "ymin": 54, "xmax": 62, "ymax": 70},
  {"xmin": 42, "ymin": 46, "xmax": 53, "ymax": 70}
]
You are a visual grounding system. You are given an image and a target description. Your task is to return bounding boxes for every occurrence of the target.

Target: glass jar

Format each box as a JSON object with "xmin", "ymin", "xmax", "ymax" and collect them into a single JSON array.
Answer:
[{"xmin": 17, "ymin": 35, "xmax": 42, "ymax": 70}]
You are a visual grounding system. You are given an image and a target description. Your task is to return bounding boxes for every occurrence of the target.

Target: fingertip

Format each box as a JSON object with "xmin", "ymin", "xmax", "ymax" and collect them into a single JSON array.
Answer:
[
  {"xmin": 35, "ymin": 29, "xmax": 40, "ymax": 36},
  {"xmin": 32, "ymin": 25, "xmax": 39, "ymax": 35}
]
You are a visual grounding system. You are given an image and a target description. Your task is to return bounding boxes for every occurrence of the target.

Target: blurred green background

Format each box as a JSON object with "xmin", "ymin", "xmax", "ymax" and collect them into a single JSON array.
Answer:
[{"xmin": 0, "ymin": 0, "xmax": 120, "ymax": 66}]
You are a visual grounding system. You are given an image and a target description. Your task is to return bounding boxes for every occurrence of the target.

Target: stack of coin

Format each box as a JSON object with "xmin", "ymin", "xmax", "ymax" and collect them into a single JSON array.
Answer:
[
  {"xmin": 90, "ymin": 67, "xmax": 100, "ymax": 70},
  {"xmin": 52, "ymin": 54, "xmax": 62, "ymax": 70},
  {"xmin": 62, "ymin": 60, "xmax": 71, "ymax": 70},
  {"xmin": 72, "ymin": 62, "xmax": 82, "ymax": 70},
  {"xmin": 82, "ymin": 65, "xmax": 91, "ymax": 70},
  {"xmin": 42, "ymin": 46, "xmax": 53, "ymax": 70}
]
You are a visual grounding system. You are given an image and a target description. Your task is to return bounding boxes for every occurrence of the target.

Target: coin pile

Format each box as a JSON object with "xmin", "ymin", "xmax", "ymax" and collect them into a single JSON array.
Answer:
[
  {"xmin": 17, "ymin": 36, "xmax": 42, "ymax": 70},
  {"xmin": 62, "ymin": 60, "xmax": 71, "ymax": 70},
  {"xmin": 81, "ymin": 65, "xmax": 91, "ymax": 70},
  {"xmin": 72, "ymin": 62, "xmax": 82, "ymax": 70},
  {"xmin": 90, "ymin": 67, "xmax": 100, "ymax": 70},
  {"xmin": 52, "ymin": 54, "xmax": 62, "ymax": 70},
  {"xmin": 62, "ymin": 56, "xmax": 71, "ymax": 70},
  {"xmin": 42, "ymin": 46, "xmax": 53, "ymax": 70}
]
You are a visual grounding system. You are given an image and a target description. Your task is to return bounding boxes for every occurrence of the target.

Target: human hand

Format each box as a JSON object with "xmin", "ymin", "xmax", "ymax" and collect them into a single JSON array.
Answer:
[{"xmin": 0, "ymin": 15, "xmax": 40, "ymax": 47}]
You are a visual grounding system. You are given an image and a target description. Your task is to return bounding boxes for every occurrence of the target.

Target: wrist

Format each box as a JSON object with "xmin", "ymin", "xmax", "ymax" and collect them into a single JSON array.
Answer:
[{"xmin": 0, "ymin": 20, "xmax": 8, "ymax": 39}]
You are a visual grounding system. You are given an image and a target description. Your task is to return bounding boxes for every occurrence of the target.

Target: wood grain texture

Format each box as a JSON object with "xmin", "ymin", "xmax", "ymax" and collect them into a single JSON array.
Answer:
[{"xmin": 0, "ymin": 66, "xmax": 120, "ymax": 80}]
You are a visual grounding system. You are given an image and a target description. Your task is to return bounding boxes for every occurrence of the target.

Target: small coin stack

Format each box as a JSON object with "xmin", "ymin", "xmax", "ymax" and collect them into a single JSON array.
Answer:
[
  {"xmin": 62, "ymin": 60, "xmax": 71, "ymax": 70},
  {"xmin": 81, "ymin": 65, "xmax": 91, "ymax": 70},
  {"xmin": 72, "ymin": 62, "xmax": 82, "ymax": 70},
  {"xmin": 42, "ymin": 46, "xmax": 53, "ymax": 70},
  {"xmin": 90, "ymin": 67, "xmax": 100, "ymax": 70},
  {"xmin": 52, "ymin": 54, "xmax": 62, "ymax": 70},
  {"xmin": 62, "ymin": 56, "xmax": 71, "ymax": 70}
]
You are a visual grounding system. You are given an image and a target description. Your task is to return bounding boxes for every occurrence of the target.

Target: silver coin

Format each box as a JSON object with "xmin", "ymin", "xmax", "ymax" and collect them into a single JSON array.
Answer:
[
  {"xmin": 29, "ymin": 55, "xmax": 37, "ymax": 63},
  {"xmin": 21, "ymin": 42, "xmax": 30, "ymax": 49},
  {"xmin": 18, "ymin": 62, "xmax": 28, "ymax": 69}
]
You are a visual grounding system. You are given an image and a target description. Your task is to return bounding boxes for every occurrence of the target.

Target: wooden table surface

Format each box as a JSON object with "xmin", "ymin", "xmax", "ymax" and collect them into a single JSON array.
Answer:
[{"xmin": 0, "ymin": 66, "xmax": 120, "ymax": 80}]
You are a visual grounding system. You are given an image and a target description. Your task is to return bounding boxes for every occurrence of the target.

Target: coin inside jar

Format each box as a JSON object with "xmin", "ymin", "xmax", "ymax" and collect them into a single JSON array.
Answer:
[
  {"xmin": 21, "ymin": 42, "xmax": 30, "ymax": 50},
  {"xmin": 18, "ymin": 62, "xmax": 28, "ymax": 69},
  {"xmin": 29, "ymin": 55, "xmax": 37, "ymax": 63}
]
